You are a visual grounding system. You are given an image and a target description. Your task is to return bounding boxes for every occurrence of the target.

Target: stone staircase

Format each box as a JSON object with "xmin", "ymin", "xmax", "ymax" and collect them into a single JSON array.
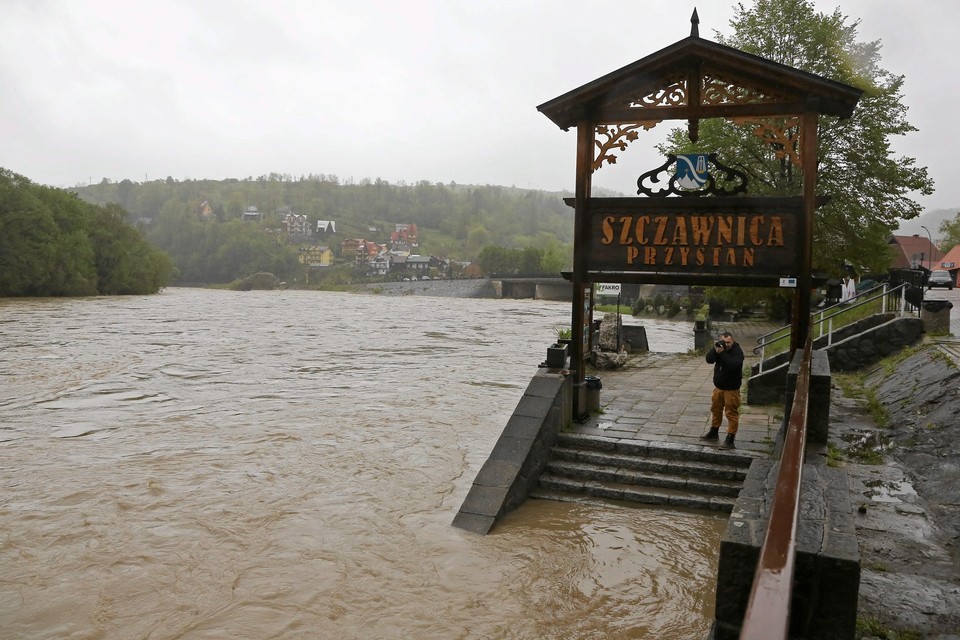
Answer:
[{"xmin": 531, "ymin": 432, "xmax": 756, "ymax": 513}]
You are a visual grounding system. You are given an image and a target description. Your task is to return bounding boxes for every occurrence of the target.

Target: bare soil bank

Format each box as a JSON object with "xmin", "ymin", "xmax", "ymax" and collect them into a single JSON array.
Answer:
[{"xmin": 830, "ymin": 341, "xmax": 960, "ymax": 638}]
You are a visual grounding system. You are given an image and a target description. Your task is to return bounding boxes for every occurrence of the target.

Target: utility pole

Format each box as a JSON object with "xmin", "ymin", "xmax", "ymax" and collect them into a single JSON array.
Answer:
[{"xmin": 921, "ymin": 225, "xmax": 934, "ymax": 269}]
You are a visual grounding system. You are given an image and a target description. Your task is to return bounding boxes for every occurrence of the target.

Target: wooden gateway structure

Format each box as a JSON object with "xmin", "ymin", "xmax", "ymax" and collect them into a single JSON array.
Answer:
[{"xmin": 537, "ymin": 10, "xmax": 861, "ymax": 416}]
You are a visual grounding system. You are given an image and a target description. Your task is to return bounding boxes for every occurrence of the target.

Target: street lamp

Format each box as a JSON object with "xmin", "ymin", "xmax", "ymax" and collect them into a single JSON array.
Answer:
[{"xmin": 920, "ymin": 225, "xmax": 934, "ymax": 269}]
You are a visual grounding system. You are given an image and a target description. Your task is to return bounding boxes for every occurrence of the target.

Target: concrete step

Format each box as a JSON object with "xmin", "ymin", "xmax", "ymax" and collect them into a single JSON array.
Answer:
[
  {"xmin": 534, "ymin": 432, "xmax": 754, "ymax": 513},
  {"xmin": 555, "ymin": 432, "xmax": 755, "ymax": 468},
  {"xmin": 550, "ymin": 446, "xmax": 749, "ymax": 483},
  {"xmin": 545, "ymin": 459, "xmax": 743, "ymax": 497},
  {"xmin": 533, "ymin": 476, "xmax": 737, "ymax": 513}
]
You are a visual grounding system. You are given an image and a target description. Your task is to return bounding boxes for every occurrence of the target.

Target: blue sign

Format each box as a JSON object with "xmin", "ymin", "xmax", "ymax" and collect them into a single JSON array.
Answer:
[{"xmin": 675, "ymin": 154, "xmax": 709, "ymax": 189}]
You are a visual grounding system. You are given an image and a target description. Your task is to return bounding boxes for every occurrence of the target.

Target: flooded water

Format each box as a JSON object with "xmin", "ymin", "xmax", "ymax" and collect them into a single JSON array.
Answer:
[{"xmin": 0, "ymin": 288, "xmax": 724, "ymax": 639}]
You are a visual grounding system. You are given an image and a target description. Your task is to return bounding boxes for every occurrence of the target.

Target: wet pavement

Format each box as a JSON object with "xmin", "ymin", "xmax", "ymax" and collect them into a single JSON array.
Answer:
[
  {"xmin": 570, "ymin": 315, "xmax": 960, "ymax": 637},
  {"xmin": 576, "ymin": 290, "xmax": 960, "ymax": 455},
  {"xmin": 574, "ymin": 321, "xmax": 783, "ymax": 455}
]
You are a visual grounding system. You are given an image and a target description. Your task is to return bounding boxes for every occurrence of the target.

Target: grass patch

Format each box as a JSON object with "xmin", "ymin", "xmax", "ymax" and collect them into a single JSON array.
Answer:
[
  {"xmin": 814, "ymin": 296, "xmax": 883, "ymax": 329},
  {"xmin": 757, "ymin": 326, "xmax": 792, "ymax": 358},
  {"xmin": 856, "ymin": 615, "xmax": 922, "ymax": 640},
  {"xmin": 930, "ymin": 344, "xmax": 958, "ymax": 369},
  {"xmin": 834, "ymin": 371, "xmax": 890, "ymax": 428},
  {"xmin": 594, "ymin": 304, "xmax": 633, "ymax": 315},
  {"xmin": 879, "ymin": 343, "xmax": 926, "ymax": 377},
  {"xmin": 761, "ymin": 296, "xmax": 887, "ymax": 358},
  {"xmin": 826, "ymin": 443, "xmax": 845, "ymax": 467},
  {"xmin": 835, "ymin": 371, "xmax": 868, "ymax": 400},
  {"xmin": 863, "ymin": 391, "xmax": 890, "ymax": 429},
  {"xmin": 847, "ymin": 446, "xmax": 885, "ymax": 465}
]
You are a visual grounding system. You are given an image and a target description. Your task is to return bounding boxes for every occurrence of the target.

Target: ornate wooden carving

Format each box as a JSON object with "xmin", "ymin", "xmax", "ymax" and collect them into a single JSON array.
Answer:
[
  {"xmin": 588, "ymin": 72, "xmax": 799, "ymax": 171},
  {"xmin": 702, "ymin": 74, "xmax": 786, "ymax": 106},
  {"xmin": 592, "ymin": 122, "xmax": 660, "ymax": 172},
  {"xmin": 628, "ymin": 78, "xmax": 688, "ymax": 108},
  {"xmin": 636, "ymin": 153, "xmax": 748, "ymax": 197},
  {"xmin": 730, "ymin": 116, "xmax": 802, "ymax": 167}
]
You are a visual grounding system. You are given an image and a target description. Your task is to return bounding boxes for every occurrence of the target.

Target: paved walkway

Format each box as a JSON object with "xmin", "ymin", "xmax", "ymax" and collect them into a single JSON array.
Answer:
[{"xmin": 573, "ymin": 321, "xmax": 783, "ymax": 455}]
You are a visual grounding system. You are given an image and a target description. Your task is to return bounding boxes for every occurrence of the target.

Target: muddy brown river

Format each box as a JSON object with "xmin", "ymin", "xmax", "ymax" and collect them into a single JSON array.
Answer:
[{"xmin": 0, "ymin": 288, "xmax": 725, "ymax": 639}]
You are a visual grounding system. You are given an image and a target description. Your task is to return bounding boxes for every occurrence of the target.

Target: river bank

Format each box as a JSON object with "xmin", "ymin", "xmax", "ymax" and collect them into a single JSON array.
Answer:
[
  {"xmin": 831, "ymin": 340, "xmax": 960, "ymax": 638},
  {"xmin": 358, "ymin": 278, "xmax": 497, "ymax": 298}
]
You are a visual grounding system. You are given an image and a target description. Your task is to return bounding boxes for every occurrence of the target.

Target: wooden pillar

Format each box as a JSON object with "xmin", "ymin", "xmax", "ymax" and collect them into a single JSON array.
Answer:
[
  {"xmin": 792, "ymin": 111, "xmax": 818, "ymax": 353},
  {"xmin": 571, "ymin": 122, "xmax": 594, "ymax": 415}
]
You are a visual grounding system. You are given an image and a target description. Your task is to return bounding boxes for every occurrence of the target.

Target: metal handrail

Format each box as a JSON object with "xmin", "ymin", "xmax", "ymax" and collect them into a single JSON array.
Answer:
[
  {"xmin": 739, "ymin": 335, "xmax": 813, "ymax": 640},
  {"xmin": 753, "ymin": 283, "xmax": 912, "ymax": 371}
]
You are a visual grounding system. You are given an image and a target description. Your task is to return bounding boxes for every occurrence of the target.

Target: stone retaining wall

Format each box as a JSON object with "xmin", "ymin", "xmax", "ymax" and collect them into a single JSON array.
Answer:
[
  {"xmin": 825, "ymin": 316, "xmax": 923, "ymax": 372},
  {"xmin": 713, "ymin": 460, "xmax": 860, "ymax": 640},
  {"xmin": 452, "ymin": 369, "xmax": 572, "ymax": 535},
  {"xmin": 748, "ymin": 316, "xmax": 924, "ymax": 404},
  {"xmin": 362, "ymin": 278, "xmax": 496, "ymax": 298}
]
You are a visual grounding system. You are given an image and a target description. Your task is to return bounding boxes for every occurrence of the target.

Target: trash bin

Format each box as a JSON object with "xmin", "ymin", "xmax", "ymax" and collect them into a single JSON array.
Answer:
[
  {"xmin": 584, "ymin": 376, "xmax": 602, "ymax": 412},
  {"xmin": 694, "ymin": 320, "xmax": 708, "ymax": 352},
  {"xmin": 826, "ymin": 279, "xmax": 842, "ymax": 305},
  {"xmin": 921, "ymin": 299, "xmax": 954, "ymax": 334}
]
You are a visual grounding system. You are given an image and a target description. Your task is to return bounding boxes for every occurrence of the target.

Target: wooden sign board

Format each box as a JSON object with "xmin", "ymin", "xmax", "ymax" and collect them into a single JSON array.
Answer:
[{"xmin": 567, "ymin": 196, "xmax": 811, "ymax": 287}]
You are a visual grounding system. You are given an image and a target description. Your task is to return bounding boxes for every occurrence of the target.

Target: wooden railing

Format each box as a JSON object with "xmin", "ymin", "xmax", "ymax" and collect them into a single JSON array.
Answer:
[{"xmin": 738, "ymin": 335, "xmax": 813, "ymax": 640}]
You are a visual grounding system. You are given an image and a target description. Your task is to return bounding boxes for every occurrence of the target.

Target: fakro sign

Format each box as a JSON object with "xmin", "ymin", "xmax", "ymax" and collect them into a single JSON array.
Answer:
[{"xmin": 596, "ymin": 283, "xmax": 622, "ymax": 296}]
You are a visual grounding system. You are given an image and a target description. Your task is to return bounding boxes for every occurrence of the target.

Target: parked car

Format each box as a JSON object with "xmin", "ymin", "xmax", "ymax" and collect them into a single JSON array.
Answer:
[{"xmin": 927, "ymin": 269, "xmax": 954, "ymax": 290}]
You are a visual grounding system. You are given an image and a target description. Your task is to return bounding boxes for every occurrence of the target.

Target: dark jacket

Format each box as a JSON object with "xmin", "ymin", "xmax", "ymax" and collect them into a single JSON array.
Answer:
[{"xmin": 705, "ymin": 342, "xmax": 745, "ymax": 390}]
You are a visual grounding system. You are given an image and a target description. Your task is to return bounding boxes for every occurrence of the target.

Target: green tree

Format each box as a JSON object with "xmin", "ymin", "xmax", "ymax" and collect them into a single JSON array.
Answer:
[
  {"xmin": 0, "ymin": 169, "xmax": 171, "ymax": 296},
  {"xmin": 0, "ymin": 176, "xmax": 63, "ymax": 296},
  {"xmin": 540, "ymin": 237, "xmax": 572, "ymax": 276},
  {"xmin": 466, "ymin": 225, "xmax": 492, "ymax": 254},
  {"xmin": 938, "ymin": 212, "xmax": 960, "ymax": 252},
  {"xmin": 663, "ymin": 0, "xmax": 931, "ymax": 278},
  {"xmin": 89, "ymin": 203, "xmax": 173, "ymax": 294},
  {"xmin": 477, "ymin": 245, "xmax": 515, "ymax": 275}
]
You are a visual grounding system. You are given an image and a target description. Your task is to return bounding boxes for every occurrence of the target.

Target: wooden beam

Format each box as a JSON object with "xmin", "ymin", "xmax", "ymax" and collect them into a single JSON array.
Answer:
[{"xmin": 571, "ymin": 122, "xmax": 594, "ymax": 414}]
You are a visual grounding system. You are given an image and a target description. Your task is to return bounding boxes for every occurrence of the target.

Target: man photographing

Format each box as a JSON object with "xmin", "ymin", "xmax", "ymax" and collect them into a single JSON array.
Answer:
[{"xmin": 700, "ymin": 331, "xmax": 744, "ymax": 449}]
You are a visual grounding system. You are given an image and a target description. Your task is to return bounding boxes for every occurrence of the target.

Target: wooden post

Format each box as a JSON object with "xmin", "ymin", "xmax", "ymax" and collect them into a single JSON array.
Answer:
[
  {"xmin": 792, "ymin": 111, "xmax": 818, "ymax": 353},
  {"xmin": 571, "ymin": 122, "xmax": 594, "ymax": 415}
]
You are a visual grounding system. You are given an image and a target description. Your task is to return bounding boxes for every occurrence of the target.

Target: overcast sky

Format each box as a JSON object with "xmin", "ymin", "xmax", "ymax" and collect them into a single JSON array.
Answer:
[{"xmin": 2, "ymin": 0, "xmax": 956, "ymax": 226}]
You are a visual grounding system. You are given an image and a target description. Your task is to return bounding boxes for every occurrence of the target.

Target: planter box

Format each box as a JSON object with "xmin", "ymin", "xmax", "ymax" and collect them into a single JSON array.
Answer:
[{"xmin": 545, "ymin": 343, "xmax": 568, "ymax": 369}]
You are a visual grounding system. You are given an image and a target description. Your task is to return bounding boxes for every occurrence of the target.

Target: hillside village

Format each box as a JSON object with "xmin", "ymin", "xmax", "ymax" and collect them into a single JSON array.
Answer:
[
  {"xmin": 243, "ymin": 198, "xmax": 960, "ymax": 289},
  {"xmin": 232, "ymin": 203, "xmax": 465, "ymax": 281},
  {"xmin": 227, "ymin": 199, "xmax": 960, "ymax": 289}
]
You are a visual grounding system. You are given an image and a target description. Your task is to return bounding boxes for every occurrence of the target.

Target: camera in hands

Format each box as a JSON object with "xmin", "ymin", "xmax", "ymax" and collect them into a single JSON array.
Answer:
[{"xmin": 715, "ymin": 340, "xmax": 725, "ymax": 348}]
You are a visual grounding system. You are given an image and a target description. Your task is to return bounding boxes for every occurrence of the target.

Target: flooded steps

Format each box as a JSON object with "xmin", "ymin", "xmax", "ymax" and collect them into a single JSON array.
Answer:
[{"xmin": 532, "ymin": 432, "xmax": 755, "ymax": 513}]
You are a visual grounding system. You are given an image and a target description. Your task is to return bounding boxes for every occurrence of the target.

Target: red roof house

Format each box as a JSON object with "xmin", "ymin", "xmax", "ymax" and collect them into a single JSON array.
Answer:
[
  {"xmin": 936, "ymin": 244, "xmax": 960, "ymax": 286},
  {"xmin": 888, "ymin": 234, "xmax": 942, "ymax": 270}
]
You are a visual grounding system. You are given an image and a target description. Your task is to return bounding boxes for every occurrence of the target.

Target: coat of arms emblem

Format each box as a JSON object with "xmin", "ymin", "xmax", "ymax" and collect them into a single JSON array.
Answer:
[{"xmin": 675, "ymin": 154, "xmax": 709, "ymax": 190}]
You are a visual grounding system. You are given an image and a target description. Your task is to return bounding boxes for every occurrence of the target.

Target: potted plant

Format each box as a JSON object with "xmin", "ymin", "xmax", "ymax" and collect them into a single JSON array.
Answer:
[
  {"xmin": 694, "ymin": 304, "xmax": 710, "ymax": 331},
  {"xmin": 545, "ymin": 327, "xmax": 571, "ymax": 369},
  {"xmin": 694, "ymin": 304, "xmax": 710, "ymax": 352}
]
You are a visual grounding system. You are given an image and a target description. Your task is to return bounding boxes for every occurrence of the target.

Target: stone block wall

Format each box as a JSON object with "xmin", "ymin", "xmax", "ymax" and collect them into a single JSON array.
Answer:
[
  {"xmin": 825, "ymin": 316, "xmax": 923, "ymax": 372},
  {"xmin": 748, "ymin": 315, "xmax": 922, "ymax": 403},
  {"xmin": 622, "ymin": 325, "xmax": 649, "ymax": 352},
  {"xmin": 779, "ymin": 350, "xmax": 832, "ymax": 448},
  {"xmin": 713, "ymin": 461, "xmax": 860, "ymax": 640},
  {"xmin": 452, "ymin": 370, "xmax": 571, "ymax": 535}
]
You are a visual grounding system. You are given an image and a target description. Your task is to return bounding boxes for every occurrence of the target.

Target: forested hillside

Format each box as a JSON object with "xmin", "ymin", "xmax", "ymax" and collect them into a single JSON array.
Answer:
[
  {"xmin": 0, "ymin": 169, "xmax": 173, "ymax": 296},
  {"xmin": 71, "ymin": 174, "xmax": 576, "ymax": 284}
]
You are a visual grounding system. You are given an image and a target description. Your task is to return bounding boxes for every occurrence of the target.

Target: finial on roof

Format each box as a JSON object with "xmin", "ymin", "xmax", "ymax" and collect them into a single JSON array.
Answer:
[{"xmin": 690, "ymin": 8, "xmax": 700, "ymax": 38}]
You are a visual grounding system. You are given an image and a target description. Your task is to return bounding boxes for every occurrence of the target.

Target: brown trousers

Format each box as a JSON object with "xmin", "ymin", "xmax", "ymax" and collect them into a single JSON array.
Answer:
[{"xmin": 710, "ymin": 388, "xmax": 741, "ymax": 435}]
